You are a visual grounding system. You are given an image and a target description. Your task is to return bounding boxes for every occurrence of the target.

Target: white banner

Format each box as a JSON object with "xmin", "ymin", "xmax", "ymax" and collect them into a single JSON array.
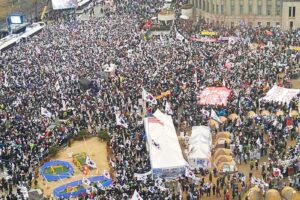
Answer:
[{"xmin": 133, "ymin": 170, "xmax": 152, "ymax": 181}]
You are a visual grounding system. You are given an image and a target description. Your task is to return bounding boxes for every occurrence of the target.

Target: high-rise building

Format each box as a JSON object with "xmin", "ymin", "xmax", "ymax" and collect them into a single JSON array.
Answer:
[{"xmin": 189, "ymin": 0, "xmax": 300, "ymax": 30}]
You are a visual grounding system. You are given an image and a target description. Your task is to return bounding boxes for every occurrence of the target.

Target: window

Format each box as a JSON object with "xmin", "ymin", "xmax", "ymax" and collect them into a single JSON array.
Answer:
[
  {"xmin": 207, "ymin": 2, "xmax": 209, "ymax": 12},
  {"xmin": 276, "ymin": 22, "xmax": 280, "ymax": 27},
  {"xmin": 203, "ymin": 1, "xmax": 206, "ymax": 11},
  {"xmin": 258, "ymin": 5, "xmax": 262, "ymax": 15},
  {"xmin": 293, "ymin": 7, "xmax": 296, "ymax": 17},
  {"xmin": 266, "ymin": 0, "xmax": 271, "ymax": 15},
  {"xmin": 240, "ymin": 5, "xmax": 244, "ymax": 14},
  {"xmin": 231, "ymin": 22, "xmax": 234, "ymax": 27},
  {"xmin": 290, "ymin": 21, "xmax": 294, "ymax": 30},
  {"xmin": 249, "ymin": 5, "xmax": 253, "ymax": 14},
  {"xmin": 216, "ymin": 5, "xmax": 219, "ymax": 14},
  {"xmin": 199, "ymin": 0, "xmax": 202, "ymax": 9},
  {"xmin": 289, "ymin": 6, "xmax": 296, "ymax": 17},
  {"xmin": 212, "ymin": 4, "xmax": 215, "ymax": 13},
  {"xmin": 267, "ymin": 22, "xmax": 270, "ymax": 27},
  {"xmin": 221, "ymin": 4, "xmax": 224, "ymax": 14},
  {"xmin": 231, "ymin": 5, "xmax": 235, "ymax": 15},
  {"xmin": 275, "ymin": 0, "xmax": 281, "ymax": 16}
]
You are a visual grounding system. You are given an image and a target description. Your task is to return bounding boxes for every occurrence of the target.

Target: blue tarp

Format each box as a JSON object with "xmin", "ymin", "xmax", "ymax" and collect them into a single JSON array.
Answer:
[
  {"xmin": 40, "ymin": 160, "xmax": 74, "ymax": 181},
  {"xmin": 53, "ymin": 176, "xmax": 113, "ymax": 198}
]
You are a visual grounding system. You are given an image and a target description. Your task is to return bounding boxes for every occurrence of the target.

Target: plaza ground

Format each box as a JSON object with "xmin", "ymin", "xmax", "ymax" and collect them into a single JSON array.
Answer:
[{"xmin": 36, "ymin": 137, "xmax": 110, "ymax": 198}]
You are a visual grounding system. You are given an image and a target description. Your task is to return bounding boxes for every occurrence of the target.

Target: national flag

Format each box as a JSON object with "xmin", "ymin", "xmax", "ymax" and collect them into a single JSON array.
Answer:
[
  {"xmin": 142, "ymin": 88, "xmax": 157, "ymax": 105},
  {"xmin": 131, "ymin": 190, "xmax": 143, "ymax": 200},
  {"xmin": 102, "ymin": 170, "xmax": 111, "ymax": 179},
  {"xmin": 97, "ymin": 181, "xmax": 104, "ymax": 189},
  {"xmin": 176, "ymin": 31, "xmax": 184, "ymax": 41},
  {"xmin": 148, "ymin": 186, "xmax": 156, "ymax": 193},
  {"xmin": 115, "ymin": 113, "xmax": 128, "ymax": 128},
  {"xmin": 85, "ymin": 156, "xmax": 97, "ymax": 169},
  {"xmin": 41, "ymin": 107, "xmax": 52, "ymax": 118},
  {"xmin": 185, "ymin": 167, "xmax": 196, "ymax": 179},
  {"xmin": 201, "ymin": 109, "xmax": 210, "ymax": 117},
  {"xmin": 148, "ymin": 117, "xmax": 164, "ymax": 126},
  {"xmin": 82, "ymin": 177, "xmax": 91, "ymax": 186},
  {"xmin": 211, "ymin": 109, "xmax": 222, "ymax": 123},
  {"xmin": 165, "ymin": 101, "xmax": 173, "ymax": 115}
]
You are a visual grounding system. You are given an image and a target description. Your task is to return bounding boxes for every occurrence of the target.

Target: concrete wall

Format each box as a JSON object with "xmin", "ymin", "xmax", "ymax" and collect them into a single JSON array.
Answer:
[{"xmin": 282, "ymin": 1, "xmax": 300, "ymax": 30}]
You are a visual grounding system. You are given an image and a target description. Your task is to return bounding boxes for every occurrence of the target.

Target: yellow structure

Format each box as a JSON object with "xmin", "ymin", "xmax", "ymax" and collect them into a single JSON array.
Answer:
[
  {"xmin": 66, "ymin": 186, "xmax": 78, "ymax": 193},
  {"xmin": 50, "ymin": 165, "xmax": 63, "ymax": 174},
  {"xmin": 72, "ymin": 152, "xmax": 87, "ymax": 170}
]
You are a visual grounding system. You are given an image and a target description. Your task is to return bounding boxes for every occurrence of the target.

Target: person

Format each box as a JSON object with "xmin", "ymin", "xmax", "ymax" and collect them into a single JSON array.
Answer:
[
  {"xmin": 212, "ymin": 183, "xmax": 216, "ymax": 196},
  {"xmin": 216, "ymin": 185, "xmax": 221, "ymax": 197}
]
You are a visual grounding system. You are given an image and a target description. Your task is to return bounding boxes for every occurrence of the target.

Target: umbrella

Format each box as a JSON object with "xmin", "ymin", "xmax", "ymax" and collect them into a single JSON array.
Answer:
[
  {"xmin": 276, "ymin": 110, "xmax": 284, "ymax": 116},
  {"xmin": 261, "ymin": 110, "xmax": 270, "ymax": 116},
  {"xmin": 209, "ymin": 119, "xmax": 218, "ymax": 128},
  {"xmin": 248, "ymin": 111, "xmax": 257, "ymax": 118},
  {"xmin": 79, "ymin": 78, "xmax": 92, "ymax": 90},
  {"xmin": 228, "ymin": 113, "xmax": 239, "ymax": 120},
  {"xmin": 180, "ymin": 15, "xmax": 189, "ymax": 20},
  {"xmin": 290, "ymin": 110, "xmax": 299, "ymax": 117}
]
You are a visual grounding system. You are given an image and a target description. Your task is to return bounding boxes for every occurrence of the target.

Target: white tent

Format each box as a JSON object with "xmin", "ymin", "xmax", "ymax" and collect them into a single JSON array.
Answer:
[
  {"xmin": 188, "ymin": 126, "xmax": 212, "ymax": 169},
  {"xmin": 144, "ymin": 110, "xmax": 187, "ymax": 179},
  {"xmin": 260, "ymin": 85, "xmax": 300, "ymax": 104}
]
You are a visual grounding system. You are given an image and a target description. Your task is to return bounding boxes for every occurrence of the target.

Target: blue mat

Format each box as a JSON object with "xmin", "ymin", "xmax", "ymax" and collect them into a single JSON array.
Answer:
[
  {"xmin": 53, "ymin": 176, "xmax": 113, "ymax": 198},
  {"xmin": 40, "ymin": 160, "xmax": 74, "ymax": 181}
]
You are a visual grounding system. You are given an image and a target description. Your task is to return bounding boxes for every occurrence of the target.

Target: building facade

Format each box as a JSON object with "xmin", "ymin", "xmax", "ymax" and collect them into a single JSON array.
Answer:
[{"xmin": 189, "ymin": 0, "xmax": 300, "ymax": 30}]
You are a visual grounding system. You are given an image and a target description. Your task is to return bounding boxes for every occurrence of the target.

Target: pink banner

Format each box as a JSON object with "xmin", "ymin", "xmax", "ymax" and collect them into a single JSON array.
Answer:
[{"xmin": 197, "ymin": 87, "xmax": 231, "ymax": 106}]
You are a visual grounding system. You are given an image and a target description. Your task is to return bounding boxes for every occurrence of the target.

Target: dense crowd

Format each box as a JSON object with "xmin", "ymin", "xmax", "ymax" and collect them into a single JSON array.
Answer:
[{"xmin": 0, "ymin": 0, "xmax": 300, "ymax": 199}]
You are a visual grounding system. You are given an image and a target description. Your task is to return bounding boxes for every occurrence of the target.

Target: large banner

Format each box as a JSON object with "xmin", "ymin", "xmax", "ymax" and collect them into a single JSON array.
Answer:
[
  {"xmin": 260, "ymin": 85, "xmax": 300, "ymax": 104},
  {"xmin": 52, "ymin": 0, "xmax": 78, "ymax": 10},
  {"xmin": 197, "ymin": 87, "xmax": 231, "ymax": 106}
]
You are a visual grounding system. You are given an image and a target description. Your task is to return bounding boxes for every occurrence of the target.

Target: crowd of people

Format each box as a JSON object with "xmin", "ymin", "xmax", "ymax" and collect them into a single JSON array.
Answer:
[{"xmin": 0, "ymin": 0, "xmax": 300, "ymax": 199}]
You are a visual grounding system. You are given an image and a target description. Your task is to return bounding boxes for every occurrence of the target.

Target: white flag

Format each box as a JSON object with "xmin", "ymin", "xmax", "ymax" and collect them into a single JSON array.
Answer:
[
  {"xmin": 131, "ymin": 190, "xmax": 143, "ymax": 200},
  {"xmin": 82, "ymin": 177, "xmax": 91, "ymax": 186},
  {"xmin": 55, "ymin": 80, "xmax": 60, "ymax": 91},
  {"xmin": 102, "ymin": 170, "xmax": 111, "ymax": 179},
  {"xmin": 41, "ymin": 107, "xmax": 52, "ymax": 118},
  {"xmin": 165, "ymin": 101, "xmax": 173, "ymax": 115},
  {"xmin": 211, "ymin": 109, "xmax": 222, "ymax": 123},
  {"xmin": 185, "ymin": 167, "xmax": 196, "ymax": 179},
  {"xmin": 176, "ymin": 31, "xmax": 184, "ymax": 41},
  {"xmin": 115, "ymin": 113, "xmax": 128, "ymax": 128},
  {"xmin": 85, "ymin": 156, "xmax": 97, "ymax": 168},
  {"xmin": 142, "ymin": 88, "xmax": 157, "ymax": 105}
]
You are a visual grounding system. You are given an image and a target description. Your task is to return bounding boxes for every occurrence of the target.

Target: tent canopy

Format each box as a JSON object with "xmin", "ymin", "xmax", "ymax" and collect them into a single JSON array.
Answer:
[
  {"xmin": 216, "ymin": 132, "xmax": 231, "ymax": 140},
  {"xmin": 214, "ymin": 148, "xmax": 232, "ymax": 160},
  {"xmin": 260, "ymin": 85, "xmax": 300, "ymax": 104},
  {"xmin": 188, "ymin": 126, "xmax": 212, "ymax": 169},
  {"xmin": 265, "ymin": 189, "xmax": 281, "ymax": 200},
  {"xmin": 189, "ymin": 126, "xmax": 212, "ymax": 159},
  {"xmin": 144, "ymin": 110, "xmax": 187, "ymax": 171}
]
